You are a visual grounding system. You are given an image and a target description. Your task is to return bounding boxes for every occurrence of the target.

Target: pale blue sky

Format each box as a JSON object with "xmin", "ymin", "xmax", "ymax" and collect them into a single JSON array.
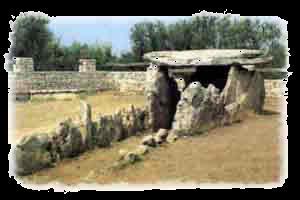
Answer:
[
  {"xmin": 49, "ymin": 16, "xmax": 191, "ymax": 55},
  {"xmin": 48, "ymin": 16, "xmax": 286, "ymax": 55}
]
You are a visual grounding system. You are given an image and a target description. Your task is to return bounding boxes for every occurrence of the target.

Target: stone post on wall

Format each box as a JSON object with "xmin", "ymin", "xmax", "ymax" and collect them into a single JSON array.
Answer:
[
  {"xmin": 79, "ymin": 59, "xmax": 96, "ymax": 72},
  {"xmin": 13, "ymin": 57, "xmax": 34, "ymax": 73}
]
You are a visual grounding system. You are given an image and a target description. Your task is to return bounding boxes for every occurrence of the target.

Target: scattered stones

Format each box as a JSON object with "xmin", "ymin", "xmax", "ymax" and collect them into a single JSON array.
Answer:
[
  {"xmin": 123, "ymin": 152, "xmax": 141, "ymax": 164},
  {"xmin": 141, "ymin": 135, "xmax": 157, "ymax": 147},
  {"xmin": 118, "ymin": 149, "xmax": 128, "ymax": 160},
  {"xmin": 154, "ymin": 129, "xmax": 169, "ymax": 144},
  {"xmin": 166, "ymin": 130, "xmax": 179, "ymax": 143},
  {"xmin": 113, "ymin": 150, "xmax": 143, "ymax": 170}
]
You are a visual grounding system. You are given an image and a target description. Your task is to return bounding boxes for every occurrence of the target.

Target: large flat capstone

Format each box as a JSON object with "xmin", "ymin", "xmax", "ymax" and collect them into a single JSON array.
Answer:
[{"xmin": 143, "ymin": 49, "xmax": 272, "ymax": 67}]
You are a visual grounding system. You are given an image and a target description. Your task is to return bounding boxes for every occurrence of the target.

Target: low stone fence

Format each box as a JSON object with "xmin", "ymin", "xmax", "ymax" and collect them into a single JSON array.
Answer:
[
  {"xmin": 9, "ymin": 71, "xmax": 147, "ymax": 100},
  {"xmin": 14, "ymin": 102, "xmax": 149, "ymax": 175}
]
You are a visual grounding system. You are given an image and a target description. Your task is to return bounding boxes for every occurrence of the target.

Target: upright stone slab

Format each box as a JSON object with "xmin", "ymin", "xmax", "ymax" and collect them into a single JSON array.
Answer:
[
  {"xmin": 146, "ymin": 63, "xmax": 180, "ymax": 132},
  {"xmin": 13, "ymin": 57, "xmax": 34, "ymax": 73},
  {"xmin": 80, "ymin": 101, "xmax": 93, "ymax": 149},
  {"xmin": 172, "ymin": 82, "xmax": 224, "ymax": 136},
  {"xmin": 79, "ymin": 59, "xmax": 96, "ymax": 72},
  {"xmin": 221, "ymin": 66, "xmax": 265, "ymax": 113}
]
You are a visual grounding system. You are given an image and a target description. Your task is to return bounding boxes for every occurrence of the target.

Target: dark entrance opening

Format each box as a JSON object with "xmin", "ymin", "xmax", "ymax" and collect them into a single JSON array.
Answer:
[
  {"xmin": 161, "ymin": 68, "xmax": 181, "ymax": 129},
  {"xmin": 187, "ymin": 66, "xmax": 231, "ymax": 91}
]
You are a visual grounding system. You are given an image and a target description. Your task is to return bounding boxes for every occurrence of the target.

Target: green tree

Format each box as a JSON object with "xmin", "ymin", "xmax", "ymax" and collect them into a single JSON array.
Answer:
[
  {"xmin": 129, "ymin": 15, "xmax": 286, "ymax": 70},
  {"xmin": 10, "ymin": 13, "xmax": 54, "ymax": 67}
]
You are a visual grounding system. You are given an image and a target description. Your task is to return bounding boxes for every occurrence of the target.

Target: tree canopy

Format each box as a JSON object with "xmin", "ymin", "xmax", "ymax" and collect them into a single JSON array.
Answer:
[
  {"xmin": 129, "ymin": 16, "xmax": 287, "ymax": 69},
  {"xmin": 10, "ymin": 14, "xmax": 54, "ymax": 66},
  {"xmin": 10, "ymin": 14, "xmax": 287, "ymax": 72}
]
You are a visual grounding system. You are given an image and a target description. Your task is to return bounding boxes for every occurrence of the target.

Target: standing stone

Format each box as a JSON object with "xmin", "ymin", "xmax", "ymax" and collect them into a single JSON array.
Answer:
[
  {"xmin": 221, "ymin": 66, "xmax": 265, "ymax": 113},
  {"xmin": 95, "ymin": 116, "xmax": 114, "ymax": 147},
  {"xmin": 53, "ymin": 119, "xmax": 84, "ymax": 159},
  {"xmin": 172, "ymin": 82, "xmax": 224, "ymax": 136},
  {"xmin": 80, "ymin": 101, "xmax": 94, "ymax": 150},
  {"xmin": 111, "ymin": 110, "xmax": 125, "ymax": 142},
  {"xmin": 121, "ymin": 107, "xmax": 135, "ymax": 138},
  {"xmin": 80, "ymin": 100, "xmax": 92, "ymax": 126},
  {"xmin": 146, "ymin": 63, "xmax": 180, "ymax": 132}
]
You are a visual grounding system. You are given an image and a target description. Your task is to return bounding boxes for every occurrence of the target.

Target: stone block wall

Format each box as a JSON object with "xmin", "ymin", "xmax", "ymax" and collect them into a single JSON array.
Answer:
[
  {"xmin": 79, "ymin": 59, "xmax": 96, "ymax": 72},
  {"xmin": 264, "ymin": 80, "xmax": 286, "ymax": 98},
  {"xmin": 9, "ymin": 71, "xmax": 147, "ymax": 96},
  {"xmin": 13, "ymin": 57, "xmax": 34, "ymax": 73}
]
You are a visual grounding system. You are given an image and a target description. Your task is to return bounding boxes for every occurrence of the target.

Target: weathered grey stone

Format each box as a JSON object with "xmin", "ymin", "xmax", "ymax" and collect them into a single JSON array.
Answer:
[
  {"xmin": 141, "ymin": 135, "xmax": 157, "ymax": 147},
  {"xmin": 172, "ymin": 82, "xmax": 224, "ymax": 135},
  {"xmin": 80, "ymin": 101, "xmax": 92, "ymax": 126},
  {"xmin": 121, "ymin": 107, "xmax": 135, "ymax": 138},
  {"xmin": 92, "ymin": 116, "xmax": 114, "ymax": 147},
  {"xmin": 166, "ymin": 130, "xmax": 179, "ymax": 143},
  {"xmin": 14, "ymin": 134, "xmax": 53, "ymax": 175},
  {"xmin": 123, "ymin": 152, "xmax": 141, "ymax": 164},
  {"xmin": 222, "ymin": 102, "xmax": 241, "ymax": 125},
  {"xmin": 146, "ymin": 64, "xmax": 180, "ymax": 132},
  {"xmin": 113, "ymin": 151, "xmax": 142, "ymax": 169},
  {"xmin": 221, "ymin": 66, "xmax": 265, "ymax": 113},
  {"xmin": 154, "ymin": 129, "xmax": 169, "ymax": 144},
  {"xmin": 111, "ymin": 110, "xmax": 125, "ymax": 142},
  {"xmin": 80, "ymin": 101, "xmax": 94, "ymax": 150},
  {"xmin": 143, "ymin": 49, "xmax": 271, "ymax": 67},
  {"xmin": 53, "ymin": 120, "xmax": 84, "ymax": 159}
]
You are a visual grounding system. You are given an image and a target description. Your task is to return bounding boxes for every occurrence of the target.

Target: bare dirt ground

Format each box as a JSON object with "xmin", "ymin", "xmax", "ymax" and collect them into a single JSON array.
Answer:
[{"xmin": 17, "ymin": 95, "xmax": 285, "ymax": 185}]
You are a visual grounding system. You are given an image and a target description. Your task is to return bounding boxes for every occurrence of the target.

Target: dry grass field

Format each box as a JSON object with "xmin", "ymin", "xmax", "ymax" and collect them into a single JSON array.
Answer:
[
  {"xmin": 12, "ymin": 91, "xmax": 146, "ymax": 141},
  {"xmin": 13, "ymin": 91, "xmax": 285, "ymax": 185}
]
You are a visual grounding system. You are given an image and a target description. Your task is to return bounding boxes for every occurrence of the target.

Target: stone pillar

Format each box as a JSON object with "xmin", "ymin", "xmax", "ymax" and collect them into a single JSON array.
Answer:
[
  {"xmin": 13, "ymin": 57, "xmax": 34, "ymax": 73},
  {"xmin": 80, "ymin": 101, "xmax": 93, "ymax": 150},
  {"xmin": 79, "ymin": 59, "xmax": 96, "ymax": 72},
  {"xmin": 174, "ymin": 77, "xmax": 186, "ymax": 92},
  {"xmin": 146, "ymin": 63, "xmax": 180, "ymax": 132},
  {"xmin": 221, "ymin": 66, "xmax": 265, "ymax": 113}
]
